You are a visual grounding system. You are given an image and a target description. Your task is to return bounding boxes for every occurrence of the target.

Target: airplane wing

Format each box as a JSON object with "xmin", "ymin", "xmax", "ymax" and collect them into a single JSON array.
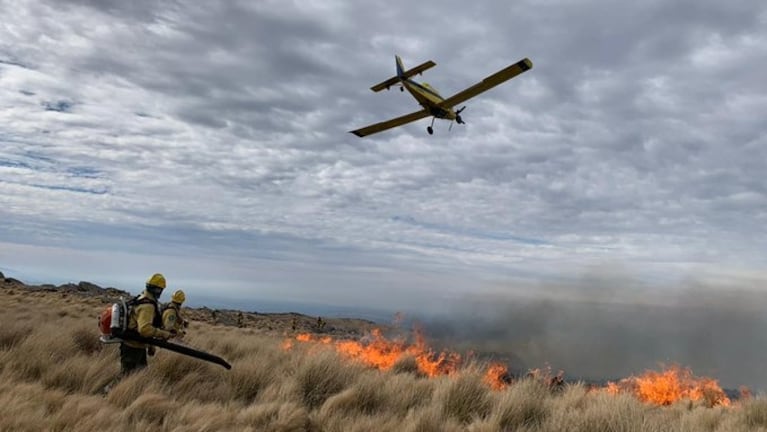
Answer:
[
  {"xmin": 350, "ymin": 109, "xmax": 430, "ymax": 137},
  {"xmin": 438, "ymin": 58, "xmax": 532, "ymax": 109},
  {"xmin": 370, "ymin": 60, "xmax": 437, "ymax": 92}
]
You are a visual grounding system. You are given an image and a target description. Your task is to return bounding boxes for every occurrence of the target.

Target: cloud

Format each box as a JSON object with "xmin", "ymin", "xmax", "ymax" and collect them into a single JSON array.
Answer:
[{"xmin": 0, "ymin": 0, "xmax": 765, "ymax": 309}]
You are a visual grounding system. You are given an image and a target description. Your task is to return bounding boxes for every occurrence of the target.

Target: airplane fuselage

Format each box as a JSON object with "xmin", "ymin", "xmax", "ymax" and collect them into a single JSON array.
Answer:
[
  {"xmin": 350, "ymin": 55, "xmax": 531, "ymax": 137},
  {"xmin": 400, "ymin": 78, "xmax": 459, "ymax": 120}
]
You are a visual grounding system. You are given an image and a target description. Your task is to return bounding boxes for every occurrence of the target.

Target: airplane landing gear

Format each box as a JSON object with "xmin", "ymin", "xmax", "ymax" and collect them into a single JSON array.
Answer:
[{"xmin": 427, "ymin": 126, "xmax": 433, "ymax": 135}]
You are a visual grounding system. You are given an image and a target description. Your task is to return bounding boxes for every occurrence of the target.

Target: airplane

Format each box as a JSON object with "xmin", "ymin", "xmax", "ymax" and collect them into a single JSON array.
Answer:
[{"xmin": 350, "ymin": 55, "xmax": 533, "ymax": 137}]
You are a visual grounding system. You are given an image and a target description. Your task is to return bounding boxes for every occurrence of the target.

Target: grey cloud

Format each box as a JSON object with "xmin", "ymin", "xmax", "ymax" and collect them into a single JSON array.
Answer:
[
  {"xmin": 42, "ymin": 100, "xmax": 74, "ymax": 112},
  {"xmin": 50, "ymin": 0, "xmax": 177, "ymax": 23},
  {"xmin": 0, "ymin": 0, "xmax": 764, "ymax": 319}
]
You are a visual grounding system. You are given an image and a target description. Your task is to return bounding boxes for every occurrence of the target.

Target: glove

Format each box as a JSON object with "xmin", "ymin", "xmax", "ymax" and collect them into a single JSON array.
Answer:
[{"xmin": 147, "ymin": 346, "xmax": 156, "ymax": 356}]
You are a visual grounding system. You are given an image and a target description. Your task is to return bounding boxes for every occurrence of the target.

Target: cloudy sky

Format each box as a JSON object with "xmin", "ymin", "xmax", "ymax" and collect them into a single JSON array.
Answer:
[{"xmin": 1, "ymin": 0, "xmax": 766, "ymax": 314}]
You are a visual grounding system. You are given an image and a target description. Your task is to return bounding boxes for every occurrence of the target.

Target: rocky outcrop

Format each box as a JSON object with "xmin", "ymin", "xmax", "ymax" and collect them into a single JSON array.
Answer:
[{"xmin": 1, "ymin": 275, "xmax": 131, "ymax": 303}]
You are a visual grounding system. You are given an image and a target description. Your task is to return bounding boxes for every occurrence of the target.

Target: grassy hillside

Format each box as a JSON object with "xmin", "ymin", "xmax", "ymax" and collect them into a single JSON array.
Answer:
[{"xmin": 1, "ymin": 280, "xmax": 766, "ymax": 431}]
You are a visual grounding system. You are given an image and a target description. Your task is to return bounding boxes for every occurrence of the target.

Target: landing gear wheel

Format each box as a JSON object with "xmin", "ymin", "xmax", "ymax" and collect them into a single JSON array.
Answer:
[{"xmin": 427, "ymin": 126, "xmax": 434, "ymax": 135}]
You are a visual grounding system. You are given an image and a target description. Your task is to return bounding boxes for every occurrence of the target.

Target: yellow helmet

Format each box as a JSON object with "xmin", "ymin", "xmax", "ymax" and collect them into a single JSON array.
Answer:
[
  {"xmin": 171, "ymin": 289, "xmax": 186, "ymax": 304},
  {"xmin": 146, "ymin": 273, "xmax": 166, "ymax": 290}
]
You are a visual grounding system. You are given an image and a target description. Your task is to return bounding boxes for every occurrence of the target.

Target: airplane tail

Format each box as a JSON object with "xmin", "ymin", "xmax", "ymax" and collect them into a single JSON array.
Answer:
[{"xmin": 370, "ymin": 56, "xmax": 437, "ymax": 92}]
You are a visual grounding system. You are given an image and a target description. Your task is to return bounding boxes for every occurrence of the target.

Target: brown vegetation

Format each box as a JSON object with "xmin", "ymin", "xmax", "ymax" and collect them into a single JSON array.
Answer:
[{"xmin": 1, "ymin": 281, "xmax": 766, "ymax": 431}]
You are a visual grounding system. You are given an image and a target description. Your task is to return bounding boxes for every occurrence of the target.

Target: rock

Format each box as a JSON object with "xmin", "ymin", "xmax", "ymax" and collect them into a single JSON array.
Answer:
[
  {"xmin": 78, "ymin": 281, "xmax": 101, "ymax": 292},
  {"xmin": 4, "ymin": 277, "xmax": 23, "ymax": 286}
]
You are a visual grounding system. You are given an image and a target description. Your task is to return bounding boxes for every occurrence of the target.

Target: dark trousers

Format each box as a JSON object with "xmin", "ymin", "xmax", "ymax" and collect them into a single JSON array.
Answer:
[{"xmin": 120, "ymin": 343, "xmax": 148, "ymax": 375}]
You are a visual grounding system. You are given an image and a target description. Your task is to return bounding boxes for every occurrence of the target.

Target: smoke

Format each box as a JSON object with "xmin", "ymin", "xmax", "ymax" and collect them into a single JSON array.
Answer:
[{"xmin": 419, "ymin": 271, "xmax": 767, "ymax": 391}]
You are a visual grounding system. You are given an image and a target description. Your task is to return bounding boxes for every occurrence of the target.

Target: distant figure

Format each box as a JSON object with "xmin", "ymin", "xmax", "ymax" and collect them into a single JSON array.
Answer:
[
  {"xmin": 163, "ymin": 289, "xmax": 188, "ymax": 339},
  {"xmin": 291, "ymin": 317, "xmax": 298, "ymax": 332},
  {"xmin": 211, "ymin": 309, "xmax": 218, "ymax": 323},
  {"xmin": 120, "ymin": 273, "xmax": 175, "ymax": 375},
  {"xmin": 237, "ymin": 311, "xmax": 245, "ymax": 328},
  {"xmin": 316, "ymin": 316, "xmax": 326, "ymax": 332}
]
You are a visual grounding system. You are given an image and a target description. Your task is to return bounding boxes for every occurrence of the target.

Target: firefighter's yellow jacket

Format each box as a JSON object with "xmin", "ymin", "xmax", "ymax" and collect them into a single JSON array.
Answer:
[
  {"xmin": 162, "ymin": 303, "xmax": 187, "ymax": 334},
  {"xmin": 124, "ymin": 291, "xmax": 173, "ymax": 349}
]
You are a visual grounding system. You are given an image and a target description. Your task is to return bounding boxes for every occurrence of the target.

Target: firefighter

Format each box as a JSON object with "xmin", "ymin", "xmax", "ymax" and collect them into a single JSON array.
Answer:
[
  {"xmin": 163, "ymin": 289, "xmax": 188, "ymax": 338},
  {"xmin": 120, "ymin": 273, "xmax": 175, "ymax": 375}
]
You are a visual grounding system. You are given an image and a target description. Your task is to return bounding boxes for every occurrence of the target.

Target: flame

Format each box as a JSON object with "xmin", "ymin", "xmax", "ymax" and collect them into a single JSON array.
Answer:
[
  {"xmin": 605, "ymin": 381, "xmax": 620, "ymax": 395},
  {"xmin": 484, "ymin": 363, "xmax": 510, "ymax": 391},
  {"xmin": 295, "ymin": 333, "xmax": 312, "ymax": 343},
  {"xmin": 287, "ymin": 328, "xmax": 461, "ymax": 377},
  {"xmin": 605, "ymin": 365, "xmax": 731, "ymax": 407},
  {"xmin": 285, "ymin": 330, "xmax": 739, "ymax": 407}
]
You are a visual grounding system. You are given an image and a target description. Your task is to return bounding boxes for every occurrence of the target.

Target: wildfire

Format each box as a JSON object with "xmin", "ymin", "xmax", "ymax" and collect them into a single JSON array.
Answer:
[
  {"xmin": 285, "ymin": 329, "xmax": 738, "ymax": 408},
  {"xmin": 605, "ymin": 365, "xmax": 731, "ymax": 407},
  {"xmin": 287, "ymin": 328, "xmax": 461, "ymax": 377},
  {"xmin": 484, "ymin": 363, "xmax": 511, "ymax": 390}
]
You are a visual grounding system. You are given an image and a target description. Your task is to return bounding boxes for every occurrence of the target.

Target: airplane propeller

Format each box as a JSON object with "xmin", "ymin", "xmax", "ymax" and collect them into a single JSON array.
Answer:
[
  {"xmin": 455, "ymin": 106, "xmax": 466, "ymax": 124},
  {"xmin": 449, "ymin": 106, "xmax": 467, "ymax": 131},
  {"xmin": 449, "ymin": 106, "xmax": 468, "ymax": 132}
]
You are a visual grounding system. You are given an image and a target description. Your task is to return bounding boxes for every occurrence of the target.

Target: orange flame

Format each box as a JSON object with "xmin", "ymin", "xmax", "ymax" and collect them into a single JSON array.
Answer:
[
  {"xmin": 285, "ymin": 330, "xmax": 738, "ymax": 407},
  {"xmin": 606, "ymin": 365, "xmax": 731, "ymax": 407},
  {"xmin": 287, "ymin": 328, "xmax": 462, "ymax": 377},
  {"xmin": 484, "ymin": 363, "xmax": 510, "ymax": 390}
]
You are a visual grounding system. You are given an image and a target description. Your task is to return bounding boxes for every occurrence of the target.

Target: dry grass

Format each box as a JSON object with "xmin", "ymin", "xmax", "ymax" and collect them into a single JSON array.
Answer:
[
  {"xmin": 1, "ymin": 287, "xmax": 766, "ymax": 431},
  {"xmin": 437, "ymin": 369, "xmax": 494, "ymax": 424}
]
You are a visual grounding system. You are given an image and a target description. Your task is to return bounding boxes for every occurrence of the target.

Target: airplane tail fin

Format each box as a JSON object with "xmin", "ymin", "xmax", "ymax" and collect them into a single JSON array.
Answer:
[{"xmin": 370, "ymin": 56, "xmax": 438, "ymax": 92}]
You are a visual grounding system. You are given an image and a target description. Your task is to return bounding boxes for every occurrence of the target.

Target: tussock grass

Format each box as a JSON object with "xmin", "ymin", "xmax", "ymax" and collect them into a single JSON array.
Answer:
[
  {"xmin": 404, "ymin": 406, "xmax": 464, "ymax": 432},
  {"xmin": 382, "ymin": 372, "xmax": 435, "ymax": 412},
  {"xmin": 742, "ymin": 398, "xmax": 767, "ymax": 430},
  {"xmin": 320, "ymin": 371, "xmax": 388, "ymax": 417},
  {"xmin": 1, "ymin": 288, "xmax": 765, "ymax": 431},
  {"xmin": 437, "ymin": 369, "xmax": 494, "ymax": 424},
  {"xmin": 238, "ymin": 401, "xmax": 309, "ymax": 432},
  {"xmin": 491, "ymin": 377, "xmax": 551, "ymax": 429},
  {"xmin": 106, "ymin": 370, "xmax": 164, "ymax": 409},
  {"xmin": 295, "ymin": 349, "xmax": 361, "ymax": 409},
  {"xmin": 229, "ymin": 358, "xmax": 276, "ymax": 402},
  {"xmin": 0, "ymin": 320, "xmax": 33, "ymax": 350},
  {"xmin": 392, "ymin": 354, "xmax": 425, "ymax": 376},
  {"xmin": 71, "ymin": 325, "xmax": 103, "ymax": 355},
  {"xmin": 123, "ymin": 392, "xmax": 178, "ymax": 425},
  {"xmin": 151, "ymin": 348, "xmax": 218, "ymax": 385},
  {"xmin": 50, "ymin": 394, "xmax": 123, "ymax": 432},
  {"xmin": 168, "ymin": 401, "xmax": 237, "ymax": 431}
]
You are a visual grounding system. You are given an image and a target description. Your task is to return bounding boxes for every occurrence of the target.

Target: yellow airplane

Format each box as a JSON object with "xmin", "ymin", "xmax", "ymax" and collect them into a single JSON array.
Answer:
[{"xmin": 350, "ymin": 55, "xmax": 533, "ymax": 137}]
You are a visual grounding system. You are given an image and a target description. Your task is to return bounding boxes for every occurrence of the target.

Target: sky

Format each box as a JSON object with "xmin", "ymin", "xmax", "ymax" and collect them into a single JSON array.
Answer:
[{"xmin": 1, "ymin": 0, "xmax": 766, "ymax": 316}]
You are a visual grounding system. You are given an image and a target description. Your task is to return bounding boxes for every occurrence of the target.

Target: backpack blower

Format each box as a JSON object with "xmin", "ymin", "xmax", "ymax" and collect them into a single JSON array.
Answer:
[{"xmin": 99, "ymin": 297, "xmax": 231, "ymax": 370}]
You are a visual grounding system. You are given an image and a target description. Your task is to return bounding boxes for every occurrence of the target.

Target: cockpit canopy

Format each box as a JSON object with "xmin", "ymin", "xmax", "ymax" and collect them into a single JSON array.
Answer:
[{"xmin": 421, "ymin": 82, "xmax": 442, "ymax": 97}]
